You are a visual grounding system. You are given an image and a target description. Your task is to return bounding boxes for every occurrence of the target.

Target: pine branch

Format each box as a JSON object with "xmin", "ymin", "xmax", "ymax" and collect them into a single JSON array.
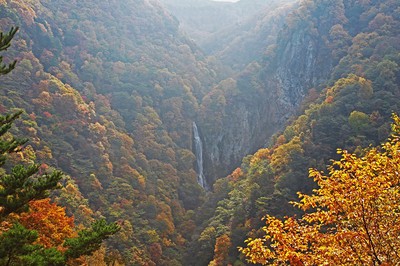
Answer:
[{"xmin": 0, "ymin": 27, "xmax": 19, "ymax": 75}]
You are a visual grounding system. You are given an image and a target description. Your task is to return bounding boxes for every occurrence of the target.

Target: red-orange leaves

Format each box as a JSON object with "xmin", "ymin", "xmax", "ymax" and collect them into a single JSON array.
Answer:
[
  {"xmin": 209, "ymin": 234, "xmax": 232, "ymax": 266},
  {"xmin": 19, "ymin": 198, "xmax": 75, "ymax": 250}
]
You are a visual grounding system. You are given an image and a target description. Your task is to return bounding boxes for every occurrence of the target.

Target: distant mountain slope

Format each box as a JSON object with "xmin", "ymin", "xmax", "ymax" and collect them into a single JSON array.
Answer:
[
  {"xmin": 159, "ymin": 0, "xmax": 293, "ymax": 56},
  {"xmin": 201, "ymin": 1, "xmax": 296, "ymax": 70}
]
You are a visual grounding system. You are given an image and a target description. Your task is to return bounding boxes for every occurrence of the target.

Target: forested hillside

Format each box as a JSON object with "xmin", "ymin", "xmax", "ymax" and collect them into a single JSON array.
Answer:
[
  {"xmin": 0, "ymin": 0, "xmax": 222, "ymax": 264},
  {"xmin": 0, "ymin": 0, "xmax": 399, "ymax": 265}
]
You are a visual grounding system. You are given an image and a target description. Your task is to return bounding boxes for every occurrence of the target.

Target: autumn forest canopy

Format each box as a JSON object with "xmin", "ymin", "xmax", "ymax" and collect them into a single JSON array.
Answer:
[{"xmin": 0, "ymin": 0, "xmax": 399, "ymax": 265}]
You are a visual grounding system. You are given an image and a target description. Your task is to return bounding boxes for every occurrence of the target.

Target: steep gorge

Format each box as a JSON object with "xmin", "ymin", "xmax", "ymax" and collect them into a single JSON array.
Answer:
[{"xmin": 0, "ymin": 0, "xmax": 320, "ymax": 261}]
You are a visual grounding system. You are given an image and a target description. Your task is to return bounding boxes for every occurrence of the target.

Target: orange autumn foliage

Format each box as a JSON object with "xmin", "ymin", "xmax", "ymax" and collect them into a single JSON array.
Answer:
[
  {"xmin": 241, "ymin": 115, "xmax": 400, "ymax": 265},
  {"xmin": 210, "ymin": 234, "xmax": 231, "ymax": 266},
  {"xmin": 19, "ymin": 198, "xmax": 76, "ymax": 250}
]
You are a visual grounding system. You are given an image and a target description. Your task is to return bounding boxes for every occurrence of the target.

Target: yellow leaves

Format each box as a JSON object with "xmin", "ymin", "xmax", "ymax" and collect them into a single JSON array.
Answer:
[
  {"xmin": 391, "ymin": 113, "xmax": 400, "ymax": 136},
  {"xmin": 240, "ymin": 237, "xmax": 271, "ymax": 265},
  {"xmin": 270, "ymin": 136, "xmax": 304, "ymax": 175},
  {"xmin": 137, "ymin": 174, "xmax": 146, "ymax": 189},
  {"xmin": 9, "ymin": 0, "xmax": 36, "ymax": 26},
  {"xmin": 199, "ymin": 226, "xmax": 216, "ymax": 242},
  {"xmin": 250, "ymin": 148, "xmax": 271, "ymax": 167},
  {"xmin": 241, "ymin": 115, "xmax": 400, "ymax": 265}
]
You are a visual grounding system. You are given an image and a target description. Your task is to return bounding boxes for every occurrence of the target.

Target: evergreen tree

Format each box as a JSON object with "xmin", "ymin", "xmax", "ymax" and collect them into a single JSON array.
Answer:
[
  {"xmin": 64, "ymin": 219, "xmax": 120, "ymax": 259},
  {"xmin": 0, "ymin": 111, "xmax": 63, "ymax": 218},
  {"xmin": 0, "ymin": 111, "xmax": 27, "ymax": 166},
  {"xmin": 0, "ymin": 26, "xmax": 62, "ymax": 218},
  {"xmin": 0, "ymin": 223, "xmax": 65, "ymax": 266}
]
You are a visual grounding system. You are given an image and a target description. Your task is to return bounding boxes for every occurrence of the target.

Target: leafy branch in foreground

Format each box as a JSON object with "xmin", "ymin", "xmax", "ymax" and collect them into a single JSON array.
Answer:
[
  {"xmin": 0, "ymin": 111, "xmax": 27, "ymax": 167},
  {"xmin": 241, "ymin": 114, "xmax": 400, "ymax": 265}
]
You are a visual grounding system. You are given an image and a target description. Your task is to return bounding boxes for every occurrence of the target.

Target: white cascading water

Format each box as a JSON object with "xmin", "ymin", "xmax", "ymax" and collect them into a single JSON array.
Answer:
[{"xmin": 193, "ymin": 122, "xmax": 208, "ymax": 189}]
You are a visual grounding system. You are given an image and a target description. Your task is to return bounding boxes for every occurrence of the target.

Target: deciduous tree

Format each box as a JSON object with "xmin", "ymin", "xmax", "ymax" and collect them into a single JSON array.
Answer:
[
  {"xmin": 19, "ymin": 198, "xmax": 75, "ymax": 249},
  {"xmin": 241, "ymin": 115, "xmax": 400, "ymax": 265}
]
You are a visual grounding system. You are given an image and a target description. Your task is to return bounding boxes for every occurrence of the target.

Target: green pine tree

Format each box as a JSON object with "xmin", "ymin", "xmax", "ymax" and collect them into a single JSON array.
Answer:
[
  {"xmin": 64, "ymin": 219, "xmax": 121, "ymax": 259},
  {"xmin": 0, "ymin": 111, "xmax": 27, "ymax": 166},
  {"xmin": 0, "ymin": 110, "xmax": 63, "ymax": 218},
  {"xmin": 0, "ymin": 223, "xmax": 65, "ymax": 266}
]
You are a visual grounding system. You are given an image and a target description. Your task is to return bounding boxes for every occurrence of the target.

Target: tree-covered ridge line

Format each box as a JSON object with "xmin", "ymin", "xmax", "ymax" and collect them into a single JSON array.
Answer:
[{"xmin": 160, "ymin": 0, "xmax": 296, "ymax": 71}]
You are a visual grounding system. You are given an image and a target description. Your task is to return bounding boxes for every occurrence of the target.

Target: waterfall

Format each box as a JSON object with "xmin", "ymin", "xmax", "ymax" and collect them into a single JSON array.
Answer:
[{"xmin": 193, "ymin": 122, "xmax": 208, "ymax": 189}]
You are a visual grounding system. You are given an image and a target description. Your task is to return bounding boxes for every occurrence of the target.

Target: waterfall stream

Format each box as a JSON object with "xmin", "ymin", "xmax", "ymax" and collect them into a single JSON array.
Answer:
[{"xmin": 193, "ymin": 122, "xmax": 208, "ymax": 189}]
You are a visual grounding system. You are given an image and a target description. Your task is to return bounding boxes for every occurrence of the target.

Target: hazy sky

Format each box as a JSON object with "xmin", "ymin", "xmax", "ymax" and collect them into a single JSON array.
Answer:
[{"xmin": 212, "ymin": 0, "xmax": 240, "ymax": 2}]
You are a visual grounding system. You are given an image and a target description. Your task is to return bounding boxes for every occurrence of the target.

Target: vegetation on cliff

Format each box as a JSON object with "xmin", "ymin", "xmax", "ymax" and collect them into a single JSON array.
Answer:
[{"xmin": 190, "ymin": 0, "xmax": 400, "ymax": 264}]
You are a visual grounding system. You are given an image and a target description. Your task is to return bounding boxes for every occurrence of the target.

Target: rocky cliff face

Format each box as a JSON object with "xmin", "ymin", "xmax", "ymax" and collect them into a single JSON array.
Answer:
[
  {"xmin": 271, "ymin": 25, "xmax": 333, "ymax": 123},
  {"xmin": 200, "ymin": 4, "xmax": 336, "ymax": 183}
]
